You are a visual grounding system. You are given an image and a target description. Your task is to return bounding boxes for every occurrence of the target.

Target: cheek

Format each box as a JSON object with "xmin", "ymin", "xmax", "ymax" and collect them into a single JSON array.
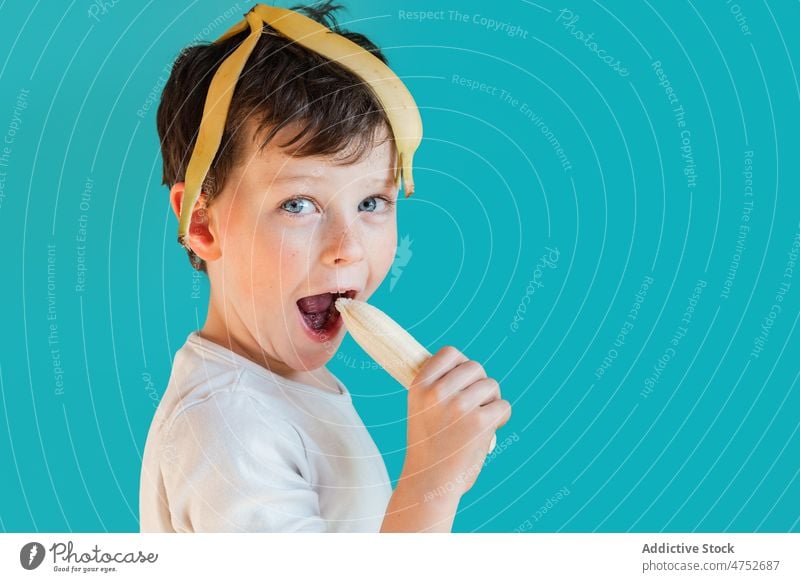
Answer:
[
  {"xmin": 367, "ymin": 221, "xmax": 398, "ymax": 272},
  {"xmin": 382, "ymin": 233, "xmax": 398, "ymax": 266},
  {"xmin": 235, "ymin": 240, "xmax": 302, "ymax": 321},
  {"xmin": 375, "ymin": 222, "xmax": 397, "ymax": 262},
  {"xmin": 270, "ymin": 229, "xmax": 315, "ymax": 284},
  {"xmin": 227, "ymin": 218, "xmax": 301, "ymax": 295}
]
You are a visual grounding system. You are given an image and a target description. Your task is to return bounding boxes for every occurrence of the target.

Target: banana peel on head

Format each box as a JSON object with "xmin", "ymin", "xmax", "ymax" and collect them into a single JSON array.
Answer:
[{"xmin": 177, "ymin": 3, "xmax": 423, "ymax": 248}]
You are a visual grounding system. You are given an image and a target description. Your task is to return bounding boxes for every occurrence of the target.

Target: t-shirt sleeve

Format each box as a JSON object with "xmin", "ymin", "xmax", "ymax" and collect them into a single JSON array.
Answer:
[{"xmin": 159, "ymin": 390, "xmax": 327, "ymax": 532}]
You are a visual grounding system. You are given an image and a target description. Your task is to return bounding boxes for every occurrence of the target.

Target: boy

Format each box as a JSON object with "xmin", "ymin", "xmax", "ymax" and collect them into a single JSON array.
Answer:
[{"xmin": 139, "ymin": 1, "xmax": 511, "ymax": 533}]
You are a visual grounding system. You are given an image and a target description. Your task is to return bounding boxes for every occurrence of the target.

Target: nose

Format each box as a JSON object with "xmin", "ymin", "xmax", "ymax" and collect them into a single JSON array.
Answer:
[{"xmin": 320, "ymin": 219, "xmax": 365, "ymax": 266}]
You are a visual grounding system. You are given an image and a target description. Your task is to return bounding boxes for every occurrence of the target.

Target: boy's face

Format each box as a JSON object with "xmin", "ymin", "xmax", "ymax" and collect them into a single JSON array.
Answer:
[{"xmin": 195, "ymin": 119, "xmax": 399, "ymax": 376}]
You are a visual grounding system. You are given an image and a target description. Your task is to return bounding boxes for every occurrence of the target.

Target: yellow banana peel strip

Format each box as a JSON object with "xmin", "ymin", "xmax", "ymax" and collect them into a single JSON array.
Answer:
[{"xmin": 177, "ymin": 3, "xmax": 423, "ymax": 249}]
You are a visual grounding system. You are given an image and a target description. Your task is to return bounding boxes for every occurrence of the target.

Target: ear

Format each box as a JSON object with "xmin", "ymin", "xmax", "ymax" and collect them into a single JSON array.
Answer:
[{"xmin": 169, "ymin": 182, "xmax": 222, "ymax": 263}]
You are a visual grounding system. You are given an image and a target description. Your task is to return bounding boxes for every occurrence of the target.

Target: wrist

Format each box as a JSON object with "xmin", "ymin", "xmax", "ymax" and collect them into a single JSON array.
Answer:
[
  {"xmin": 380, "ymin": 470, "xmax": 461, "ymax": 533},
  {"xmin": 396, "ymin": 468, "xmax": 462, "ymax": 509}
]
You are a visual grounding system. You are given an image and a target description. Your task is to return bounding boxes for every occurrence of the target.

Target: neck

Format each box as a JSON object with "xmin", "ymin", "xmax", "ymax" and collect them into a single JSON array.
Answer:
[{"xmin": 199, "ymin": 287, "xmax": 340, "ymax": 393}]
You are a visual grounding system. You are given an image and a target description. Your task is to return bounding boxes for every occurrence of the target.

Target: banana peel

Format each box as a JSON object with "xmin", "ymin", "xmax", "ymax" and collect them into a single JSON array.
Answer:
[{"xmin": 177, "ymin": 3, "xmax": 423, "ymax": 249}]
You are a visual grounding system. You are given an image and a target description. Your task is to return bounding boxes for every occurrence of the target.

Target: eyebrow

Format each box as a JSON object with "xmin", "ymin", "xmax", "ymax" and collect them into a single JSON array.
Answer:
[
  {"xmin": 272, "ymin": 173, "xmax": 319, "ymax": 182},
  {"xmin": 272, "ymin": 173, "xmax": 396, "ymax": 188}
]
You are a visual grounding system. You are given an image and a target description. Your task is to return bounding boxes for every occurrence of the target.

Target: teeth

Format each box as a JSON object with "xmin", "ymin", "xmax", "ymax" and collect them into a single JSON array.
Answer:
[{"xmin": 331, "ymin": 290, "xmax": 356, "ymax": 301}]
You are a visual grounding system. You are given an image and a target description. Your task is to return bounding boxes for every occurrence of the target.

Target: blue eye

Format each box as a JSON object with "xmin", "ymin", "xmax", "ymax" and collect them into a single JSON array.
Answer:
[
  {"xmin": 280, "ymin": 197, "xmax": 315, "ymax": 216},
  {"xmin": 359, "ymin": 195, "xmax": 396, "ymax": 213}
]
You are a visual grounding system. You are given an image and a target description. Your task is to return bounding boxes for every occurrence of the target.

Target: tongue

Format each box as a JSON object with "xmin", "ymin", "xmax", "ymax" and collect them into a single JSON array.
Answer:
[{"xmin": 297, "ymin": 292, "xmax": 334, "ymax": 314}]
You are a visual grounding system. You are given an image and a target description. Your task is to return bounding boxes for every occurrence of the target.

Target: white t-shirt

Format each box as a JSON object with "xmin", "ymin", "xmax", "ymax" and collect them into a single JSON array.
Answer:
[{"xmin": 139, "ymin": 331, "xmax": 393, "ymax": 532}]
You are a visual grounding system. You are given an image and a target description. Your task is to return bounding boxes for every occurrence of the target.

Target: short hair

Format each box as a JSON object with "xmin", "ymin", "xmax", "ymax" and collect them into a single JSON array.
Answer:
[{"xmin": 157, "ymin": 1, "xmax": 395, "ymax": 272}]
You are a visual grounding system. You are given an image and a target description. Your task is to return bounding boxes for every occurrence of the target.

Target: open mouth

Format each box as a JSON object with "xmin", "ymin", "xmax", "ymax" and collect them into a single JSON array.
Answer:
[{"xmin": 296, "ymin": 289, "xmax": 358, "ymax": 335}]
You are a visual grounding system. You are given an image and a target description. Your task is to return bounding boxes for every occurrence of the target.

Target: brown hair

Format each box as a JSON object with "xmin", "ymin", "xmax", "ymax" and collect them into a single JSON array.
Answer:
[{"xmin": 157, "ymin": 1, "xmax": 395, "ymax": 272}]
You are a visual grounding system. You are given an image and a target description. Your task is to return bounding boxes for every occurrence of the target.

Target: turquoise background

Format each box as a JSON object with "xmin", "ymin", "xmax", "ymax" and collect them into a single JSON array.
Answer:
[{"xmin": 0, "ymin": 0, "xmax": 798, "ymax": 533}]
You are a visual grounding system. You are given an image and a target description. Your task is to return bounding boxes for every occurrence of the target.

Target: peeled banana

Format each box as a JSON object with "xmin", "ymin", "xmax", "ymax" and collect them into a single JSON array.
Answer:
[
  {"xmin": 178, "ymin": 3, "xmax": 422, "ymax": 247},
  {"xmin": 335, "ymin": 297, "xmax": 497, "ymax": 454}
]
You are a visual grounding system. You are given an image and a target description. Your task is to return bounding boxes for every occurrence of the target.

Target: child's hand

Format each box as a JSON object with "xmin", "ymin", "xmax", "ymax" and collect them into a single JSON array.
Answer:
[{"xmin": 400, "ymin": 346, "xmax": 511, "ymax": 502}]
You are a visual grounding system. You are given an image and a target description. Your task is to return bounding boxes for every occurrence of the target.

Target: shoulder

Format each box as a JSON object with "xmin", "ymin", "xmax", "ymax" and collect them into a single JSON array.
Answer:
[
  {"xmin": 159, "ymin": 386, "xmax": 312, "ymax": 482},
  {"xmin": 166, "ymin": 386, "xmax": 302, "ymax": 446}
]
